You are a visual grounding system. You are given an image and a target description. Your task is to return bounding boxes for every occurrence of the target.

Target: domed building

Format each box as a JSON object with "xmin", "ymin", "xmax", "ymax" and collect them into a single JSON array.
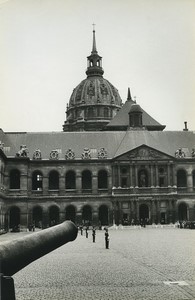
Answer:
[
  {"xmin": 0, "ymin": 29, "xmax": 195, "ymax": 231},
  {"xmin": 63, "ymin": 29, "xmax": 122, "ymax": 131}
]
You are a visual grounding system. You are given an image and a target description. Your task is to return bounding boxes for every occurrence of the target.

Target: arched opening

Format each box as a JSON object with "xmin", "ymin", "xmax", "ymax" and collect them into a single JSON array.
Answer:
[
  {"xmin": 49, "ymin": 171, "xmax": 59, "ymax": 190},
  {"xmin": 9, "ymin": 169, "xmax": 20, "ymax": 189},
  {"xmin": 120, "ymin": 167, "xmax": 128, "ymax": 188},
  {"xmin": 49, "ymin": 206, "xmax": 59, "ymax": 226},
  {"xmin": 66, "ymin": 170, "xmax": 76, "ymax": 189},
  {"xmin": 139, "ymin": 204, "xmax": 149, "ymax": 223},
  {"xmin": 138, "ymin": 169, "xmax": 148, "ymax": 187},
  {"xmin": 82, "ymin": 170, "xmax": 92, "ymax": 191},
  {"xmin": 178, "ymin": 203, "xmax": 188, "ymax": 221},
  {"xmin": 32, "ymin": 171, "xmax": 43, "ymax": 191},
  {"xmin": 32, "ymin": 206, "xmax": 43, "ymax": 228},
  {"xmin": 65, "ymin": 205, "xmax": 76, "ymax": 223},
  {"xmin": 82, "ymin": 205, "xmax": 92, "ymax": 225},
  {"xmin": 104, "ymin": 107, "xmax": 109, "ymax": 118},
  {"xmin": 99, "ymin": 205, "xmax": 109, "ymax": 226},
  {"xmin": 98, "ymin": 170, "xmax": 108, "ymax": 189},
  {"xmin": 9, "ymin": 206, "xmax": 20, "ymax": 231},
  {"xmin": 193, "ymin": 170, "xmax": 195, "ymax": 189},
  {"xmin": 177, "ymin": 170, "xmax": 187, "ymax": 187}
]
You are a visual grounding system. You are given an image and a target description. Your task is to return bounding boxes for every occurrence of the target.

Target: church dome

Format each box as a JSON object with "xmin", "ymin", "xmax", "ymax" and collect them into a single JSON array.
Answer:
[
  {"xmin": 63, "ymin": 29, "xmax": 122, "ymax": 132},
  {"xmin": 69, "ymin": 77, "xmax": 122, "ymax": 107}
]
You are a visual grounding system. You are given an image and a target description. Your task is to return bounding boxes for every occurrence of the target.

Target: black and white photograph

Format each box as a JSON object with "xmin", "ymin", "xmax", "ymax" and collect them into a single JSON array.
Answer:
[{"xmin": 0, "ymin": 0, "xmax": 195, "ymax": 299}]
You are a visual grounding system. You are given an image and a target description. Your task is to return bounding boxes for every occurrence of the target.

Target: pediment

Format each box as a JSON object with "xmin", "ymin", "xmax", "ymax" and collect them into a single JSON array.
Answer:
[{"xmin": 115, "ymin": 145, "xmax": 172, "ymax": 161}]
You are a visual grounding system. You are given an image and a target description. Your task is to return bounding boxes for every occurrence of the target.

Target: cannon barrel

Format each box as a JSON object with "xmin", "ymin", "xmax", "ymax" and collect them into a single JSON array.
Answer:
[{"xmin": 0, "ymin": 221, "xmax": 78, "ymax": 276}]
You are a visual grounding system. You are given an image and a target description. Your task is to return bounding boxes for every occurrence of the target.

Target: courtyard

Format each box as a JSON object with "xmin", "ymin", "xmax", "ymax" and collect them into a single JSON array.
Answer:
[{"xmin": 1, "ymin": 225, "xmax": 195, "ymax": 300}]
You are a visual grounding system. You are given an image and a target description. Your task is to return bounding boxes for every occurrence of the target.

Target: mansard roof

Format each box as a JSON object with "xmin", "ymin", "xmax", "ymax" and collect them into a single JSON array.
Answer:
[{"xmin": 1, "ymin": 130, "xmax": 195, "ymax": 160}]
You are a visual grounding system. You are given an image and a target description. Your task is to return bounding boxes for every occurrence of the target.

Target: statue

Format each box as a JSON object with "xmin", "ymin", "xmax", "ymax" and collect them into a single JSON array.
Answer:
[
  {"xmin": 16, "ymin": 145, "xmax": 29, "ymax": 157},
  {"xmin": 33, "ymin": 149, "xmax": 42, "ymax": 160},
  {"xmin": 0, "ymin": 141, "xmax": 4, "ymax": 151},
  {"xmin": 191, "ymin": 148, "xmax": 195, "ymax": 158},
  {"xmin": 175, "ymin": 148, "xmax": 185, "ymax": 158}
]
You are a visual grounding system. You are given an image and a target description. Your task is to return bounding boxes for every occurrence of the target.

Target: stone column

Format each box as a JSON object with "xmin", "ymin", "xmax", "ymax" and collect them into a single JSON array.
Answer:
[
  {"xmin": 155, "ymin": 164, "xmax": 159, "ymax": 187},
  {"xmin": 42, "ymin": 176, "xmax": 48, "ymax": 195},
  {"xmin": 59, "ymin": 175, "xmax": 65, "ymax": 195},
  {"xmin": 92, "ymin": 173, "xmax": 98, "ymax": 194},
  {"xmin": 187, "ymin": 171, "xmax": 193, "ymax": 193},
  {"xmin": 150, "ymin": 164, "xmax": 154, "ymax": 187},
  {"xmin": 135, "ymin": 165, "xmax": 138, "ymax": 187},
  {"xmin": 118, "ymin": 164, "xmax": 121, "ymax": 187},
  {"xmin": 108, "ymin": 173, "xmax": 112, "ymax": 192},
  {"xmin": 167, "ymin": 163, "xmax": 171, "ymax": 187},
  {"xmin": 129, "ymin": 164, "xmax": 133, "ymax": 187},
  {"xmin": 76, "ymin": 173, "xmax": 82, "ymax": 193},
  {"xmin": 151, "ymin": 200, "xmax": 155, "ymax": 224},
  {"xmin": 172, "ymin": 165, "xmax": 177, "ymax": 187},
  {"xmin": 20, "ymin": 173, "xmax": 28, "ymax": 195}
]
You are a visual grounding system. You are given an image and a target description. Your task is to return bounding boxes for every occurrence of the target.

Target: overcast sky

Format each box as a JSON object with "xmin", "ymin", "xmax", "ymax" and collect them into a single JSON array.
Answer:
[{"xmin": 0, "ymin": 0, "xmax": 195, "ymax": 132}]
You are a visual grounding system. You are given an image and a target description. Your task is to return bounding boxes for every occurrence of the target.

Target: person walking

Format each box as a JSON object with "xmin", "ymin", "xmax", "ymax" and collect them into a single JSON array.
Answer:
[
  {"xmin": 105, "ymin": 228, "xmax": 109, "ymax": 249},
  {"xmin": 92, "ymin": 226, "xmax": 96, "ymax": 243},
  {"xmin": 86, "ymin": 226, "xmax": 89, "ymax": 238}
]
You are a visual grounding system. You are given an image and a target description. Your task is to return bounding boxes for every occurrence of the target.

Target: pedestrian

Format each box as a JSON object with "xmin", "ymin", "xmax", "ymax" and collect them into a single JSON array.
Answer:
[
  {"xmin": 86, "ymin": 226, "xmax": 88, "ymax": 238},
  {"xmin": 105, "ymin": 228, "xmax": 109, "ymax": 249},
  {"xmin": 80, "ymin": 225, "xmax": 83, "ymax": 235},
  {"xmin": 92, "ymin": 226, "xmax": 96, "ymax": 243}
]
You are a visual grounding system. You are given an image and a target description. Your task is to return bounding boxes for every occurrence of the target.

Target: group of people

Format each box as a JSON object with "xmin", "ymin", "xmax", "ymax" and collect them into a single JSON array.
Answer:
[{"xmin": 79, "ymin": 225, "xmax": 110, "ymax": 249}]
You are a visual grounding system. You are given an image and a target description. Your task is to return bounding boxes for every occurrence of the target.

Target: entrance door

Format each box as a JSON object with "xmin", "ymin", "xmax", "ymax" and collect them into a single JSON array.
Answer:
[{"xmin": 139, "ymin": 204, "xmax": 149, "ymax": 224}]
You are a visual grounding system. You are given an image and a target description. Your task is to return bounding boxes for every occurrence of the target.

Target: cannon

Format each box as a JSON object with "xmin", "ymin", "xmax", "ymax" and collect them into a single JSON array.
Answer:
[{"xmin": 0, "ymin": 221, "xmax": 78, "ymax": 300}]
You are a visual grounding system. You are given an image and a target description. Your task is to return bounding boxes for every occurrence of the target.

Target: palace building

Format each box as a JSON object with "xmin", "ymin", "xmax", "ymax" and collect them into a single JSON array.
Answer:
[{"xmin": 0, "ymin": 29, "xmax": 195, "ymax": 230}]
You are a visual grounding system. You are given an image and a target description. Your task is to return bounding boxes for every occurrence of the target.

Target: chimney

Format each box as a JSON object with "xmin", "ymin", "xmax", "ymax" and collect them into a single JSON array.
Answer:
[{"xmin": 183, "ymin": 121, "xmax": 188, "ymax": 131}]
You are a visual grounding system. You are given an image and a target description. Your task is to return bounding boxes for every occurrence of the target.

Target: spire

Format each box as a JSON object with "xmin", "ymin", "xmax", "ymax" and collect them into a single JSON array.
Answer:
[
  {"xmin": 86, "ymin": 26, "xmax": 104, "ymax": 77},
  {"xmin": 127, "ymin": 87, "xmax": 132, "ymax": 101},
  {"xmin": 92, "ymin": 24, "xmax": 97, "ymax": 54}
]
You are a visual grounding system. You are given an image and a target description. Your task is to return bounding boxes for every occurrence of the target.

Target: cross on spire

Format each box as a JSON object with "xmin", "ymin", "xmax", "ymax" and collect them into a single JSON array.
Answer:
[{"xmin": 92, "ymin": 23, "xmax": 96, "ymax": 31}]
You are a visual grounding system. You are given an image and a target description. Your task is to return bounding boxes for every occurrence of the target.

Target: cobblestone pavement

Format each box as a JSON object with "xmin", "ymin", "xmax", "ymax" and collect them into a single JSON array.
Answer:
[{"xmin": 1, "ymin": 226, "xmax": 195, "ymax": 300}]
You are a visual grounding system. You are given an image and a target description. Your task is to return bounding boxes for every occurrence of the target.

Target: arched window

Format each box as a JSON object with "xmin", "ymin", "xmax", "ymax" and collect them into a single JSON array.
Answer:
[
  {"xmin": 98, "ymin": 170, "xmax": 108, "ymax": 189},
  {"xmin": 82, "ymin": 170, "xmax": 92, "ymax": 191},
  {"xmin": 193, "ymin": 170, "xmax": 195, "ymax": 188},
  {"xmin": 99, "ymin": 205, "xmax": 109, "ymax": 226},
  {"xmin": 82, "ymin": 205, "xmax": 92, "ymax": 225},
  {"xmin": 65, "ymin": 205, "xmax": 76, "ymax": 223},
  {"xmin": 9, "ymin": 206, "xmax": 20, "ymax": 230},
  {"xmin": 49, "ymin": 205, "xmax": 59, "ymax": 226},
  {"xmin": 177, "ymin": 169, "xmax": 187, "ymax": 187},
  {"xmin": 178, "ymin": 203, "xmax": 188, "ymax": 221},
  {"xmin": 66, "ymin": 170, "xmax": 76, "ymax": 189},
  {"xmin": 49, "ymin": 170, "xmax": 59, "ymax": 190},
  {"xmin": 9, "ymin": 169, "xmax": 20, "ymax": 189},
  {"xmin": 32, "ymin": 171, "xmax": 43, "ymax": 191},
  {"xmin": 32, "ymin": 206, "xmax": 43, "ymax": 228}
]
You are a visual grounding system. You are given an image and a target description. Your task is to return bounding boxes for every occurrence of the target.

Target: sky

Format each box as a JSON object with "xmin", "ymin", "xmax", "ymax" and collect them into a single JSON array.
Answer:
[{"xmin": 0, "ymin": 0, "xmax": 195, "ymax": 132}]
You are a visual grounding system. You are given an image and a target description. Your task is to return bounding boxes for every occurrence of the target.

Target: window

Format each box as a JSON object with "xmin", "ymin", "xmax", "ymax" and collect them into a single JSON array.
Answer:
[
  {"xmin": 98, "ymin": 170, "xmax": 108, "ymax": 189},
  {"xmin": 49, "ymin": 171, "xmax": 59, "ymax": 190},
  {"xmin": 66, "ymin": 171, "xmax": 76, "ymax": 189},
  {"xmin": 32, "ymin": 171, "xmax": 43, "ymax": 191},
  {"xmin": 82, "ymin": 170, "xmax": 92, "ymax": 190},
  {"xmin": 10, "ymin": 169, "xmax": 20, "ymax": 189}
]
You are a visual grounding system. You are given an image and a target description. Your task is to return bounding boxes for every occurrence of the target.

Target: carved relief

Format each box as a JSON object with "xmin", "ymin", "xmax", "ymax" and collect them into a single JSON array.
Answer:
[
  {"xmin": 49, "ymin": 150, "xmax": 59, "ymax": 160},
  {"xmin": 65, "ymin": 149, "xmax": 75, "ymax": 160},
  {"xmin": 98, "ymin": 148, "xmax": 108, "ymax": 159},
  {"xmin": 87, "ymin": 81, "xmax": 95, "ymax": 96},
  {"xmin": 127, "ymin": 147, "xmax": 162, "ymax": 160},
  {"xmin": 191, "ymin": 148, "xmax": 195, "ymax": 158},
  {"xmin": 100, "ymin": 83, "xmax": 108, "ymax": 95},
  {"xmin": 33, "ymin": 149, "xmax": 42, "ymax": 160},
  {"xmin": 82, "ymin": 148, "xmax": 91, "ymax": 159},
  {"xmin": 175, "ymin": 148, "xmax": 185, "ymax": 158},
  {"xmin": 16, "ymin": 145, "xmax": 29, "ymax": 157}
]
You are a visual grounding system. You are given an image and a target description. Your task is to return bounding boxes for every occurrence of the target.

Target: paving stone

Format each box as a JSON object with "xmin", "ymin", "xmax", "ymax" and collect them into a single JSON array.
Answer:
[{"xmin": 1, "ymin": 227, "xmax": 194, "ymax": 299}]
